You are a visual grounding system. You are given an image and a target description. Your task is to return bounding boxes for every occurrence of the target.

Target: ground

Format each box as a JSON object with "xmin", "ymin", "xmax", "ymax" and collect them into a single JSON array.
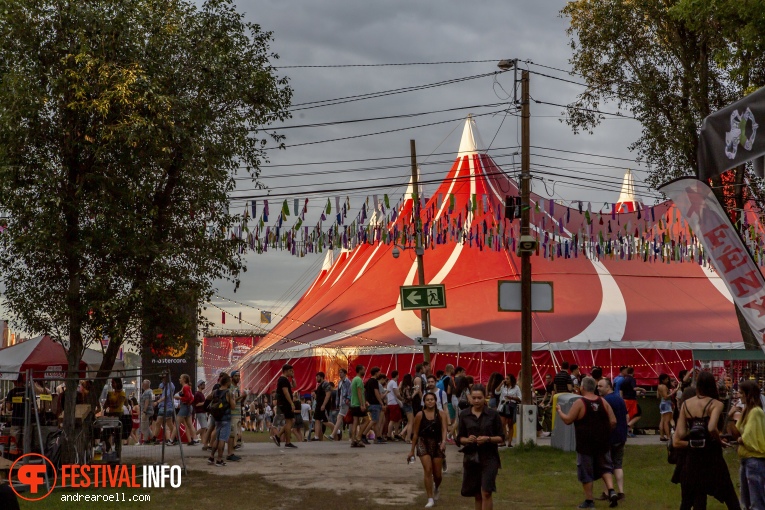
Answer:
[{"xmin": 19, "ymin": 434, "xmax": 742, "ymax": 509}]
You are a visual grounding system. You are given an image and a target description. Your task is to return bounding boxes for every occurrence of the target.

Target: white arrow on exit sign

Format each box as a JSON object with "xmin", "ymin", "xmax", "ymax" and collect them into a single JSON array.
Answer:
[{"xmin": 406, "ymin": 292, "xmax": 422, "ymax": 305}]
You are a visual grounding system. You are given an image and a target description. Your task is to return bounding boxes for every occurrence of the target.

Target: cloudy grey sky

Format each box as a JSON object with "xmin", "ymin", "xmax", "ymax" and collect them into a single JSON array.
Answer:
[{"xmin": 202, "ymin": 0, "xmax": 657, "ymax": 331}]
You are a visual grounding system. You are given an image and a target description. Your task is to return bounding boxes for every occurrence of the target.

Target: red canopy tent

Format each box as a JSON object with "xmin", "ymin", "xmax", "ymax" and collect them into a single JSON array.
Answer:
[
  {"xmin": 0, "ymin": 335, "xmax": 87, "ymax": 380},
  {"xmin": 236, "ymin": 117, "xmax": 744, "ymax": 392}
]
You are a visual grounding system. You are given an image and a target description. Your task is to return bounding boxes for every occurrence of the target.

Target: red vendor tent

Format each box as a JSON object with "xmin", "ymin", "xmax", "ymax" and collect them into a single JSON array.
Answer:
[{"xmin": 0, "ymin": 335, "xmax": 87, "ymax": 380}]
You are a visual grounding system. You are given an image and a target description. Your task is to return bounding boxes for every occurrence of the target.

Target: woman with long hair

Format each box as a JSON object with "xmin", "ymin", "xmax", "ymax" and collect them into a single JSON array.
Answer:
[
  {"xmin": 177, "ymin": 374, "xmax": 198, "ymax": 446},
  {"xmin": 673, "ymin": 371, "xmax": 740, "ymax": 510},
  {"xmin": 408, "ymin": 391, "xmax": 448, "ymax": 508},
  {"xmin": 399, "ymin": 374, "xmax": 415, "ymax": 443},
  {"xmin": 657, "ymin": 373, "xmax": 676, "ymax": 442},
  {"xmin": 731, "ymin": 380, "xmax": 765, "ymax": 510},
  {"xmin": 486, "ymin": 373, "xmax": 503, "ymax": 409},
  {"xmin": 495, "ymin": 374, "xmax": 521, "ymax": 448},
  {"xmin": 456, "ymin": 376, "xmax": 474, "ymax": 412},
  {"xmin": 457, "ymin": 384, "xmax": 503, "ymax": 510}
]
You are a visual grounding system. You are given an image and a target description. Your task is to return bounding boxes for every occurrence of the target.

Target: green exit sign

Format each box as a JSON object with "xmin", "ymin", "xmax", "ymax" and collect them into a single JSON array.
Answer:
[{"xmin": 399, "ymin": 284, "xmax": 447, "ymax": 311}]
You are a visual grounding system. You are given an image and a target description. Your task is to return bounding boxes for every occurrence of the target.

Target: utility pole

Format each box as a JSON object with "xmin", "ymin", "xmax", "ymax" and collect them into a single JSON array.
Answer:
[
  {"xmin": 520, "ymin": 70, "xmax": 532, "ymax": 406},
  {"xmin": 411, "ymin": 139, "xmax": 431, "ymax": 364}
]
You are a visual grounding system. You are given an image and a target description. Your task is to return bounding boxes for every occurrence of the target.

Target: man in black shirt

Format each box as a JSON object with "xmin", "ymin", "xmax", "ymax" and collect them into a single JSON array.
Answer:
[
  {"xmin": 554, "ymin": 361, "xmax": 573, "ymax": 394},
  {"xmin": 313, "ymin": 372, "xmax": 332, "ymax": 441},
  {"xmin": 363, "ymin": 367, "xmax": 384, "ymax": 444},
  {"xmin": 275, "ymin": 364, "xmax": 297, "ymax": 448},
  {"xmin": 557, "ymin": 376, "xmax": 618, "ymax": 509}
]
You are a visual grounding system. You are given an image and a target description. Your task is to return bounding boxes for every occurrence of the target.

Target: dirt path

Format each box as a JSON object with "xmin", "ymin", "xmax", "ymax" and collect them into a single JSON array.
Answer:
[{"xmin": 124, "ymin": 439, "xmax": 462, "ymax": 506}]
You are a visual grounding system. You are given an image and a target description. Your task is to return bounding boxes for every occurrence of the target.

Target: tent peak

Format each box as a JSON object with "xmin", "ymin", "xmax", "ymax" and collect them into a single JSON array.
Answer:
[
  {"xmin": 458, "ymin": 115, "xmax": 485, "ymax": 157},
  {"xmin": 616, "ymin": 169, "xmax": 641, "ymax": 213}
]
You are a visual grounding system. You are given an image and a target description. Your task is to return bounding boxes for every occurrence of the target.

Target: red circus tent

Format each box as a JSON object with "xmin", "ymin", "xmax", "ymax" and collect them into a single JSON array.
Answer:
[
  {"xmin": 0, "ymin": 335, "xmax": 87, "ymax": 380},
  {"xmin": 239, "ymin": 117, "xmax": 744, "ymax": 392}
]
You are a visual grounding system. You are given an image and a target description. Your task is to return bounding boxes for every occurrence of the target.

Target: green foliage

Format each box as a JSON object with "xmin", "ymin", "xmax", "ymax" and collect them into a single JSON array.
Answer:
[
  {"xmin": 561, "ymin": 0, "xmax": 765, "ymax": 190},
  {"xmin": 562, "ymin": 0, "xmax": 765, "ymax": 348},
  {"xmin": 0, "ymin": 0, "xmax": 291, "ymax": 459}
]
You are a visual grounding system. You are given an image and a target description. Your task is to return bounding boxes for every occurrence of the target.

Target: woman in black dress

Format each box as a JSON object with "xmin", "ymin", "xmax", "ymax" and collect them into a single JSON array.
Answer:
[
  {"xmin": 408, "ymin": 392, "xmax": 449, "ymax": 508},
  {"xmin": 672, "ymin": 371, "xmax": 740, "ymax": 510},
  {"xmin": 456, "ymin": 384, "xmax": 504, "ymax": 510}
]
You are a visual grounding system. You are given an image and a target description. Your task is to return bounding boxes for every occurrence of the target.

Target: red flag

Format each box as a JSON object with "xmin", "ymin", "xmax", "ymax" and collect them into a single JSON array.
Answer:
[
  {"xmin": 221, "ymin": 311, "xmax": 226, "ymax": 324},
  {"xmin": 661, "ymin": 177, "xmax": 765, "ymax": 353}
]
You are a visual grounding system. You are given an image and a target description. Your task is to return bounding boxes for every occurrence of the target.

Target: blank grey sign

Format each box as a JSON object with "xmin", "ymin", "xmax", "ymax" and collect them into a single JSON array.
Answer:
[{"xmin": 498, "ymin": 281, "xmax": 553, "ymax": 312}]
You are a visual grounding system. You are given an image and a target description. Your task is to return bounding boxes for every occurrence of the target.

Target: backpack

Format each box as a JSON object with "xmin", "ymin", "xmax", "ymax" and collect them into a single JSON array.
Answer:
[
  {"xmin": 685, "ymin": 399, "xmax": 714, "ymax": 449},
  {"xmin": 208, "ymin": 389, "xmax": 230, "ymax": 421},
  {"xmin": 436, "ymin": 376, "xmax": 447, "ymax": 392},
  {"xmin": 458, "ymin": 389, "xmax": 470, "ymax": 410}
]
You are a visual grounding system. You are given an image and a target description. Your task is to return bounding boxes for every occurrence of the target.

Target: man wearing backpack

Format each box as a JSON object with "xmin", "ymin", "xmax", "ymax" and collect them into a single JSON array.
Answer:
[
  {"xmin": 207, "ymin": 373, "xmax": 236, "ymax": 467},
  {"xmin": 227, "ymin": 370, "xmax": 246, "ymax": 461}
]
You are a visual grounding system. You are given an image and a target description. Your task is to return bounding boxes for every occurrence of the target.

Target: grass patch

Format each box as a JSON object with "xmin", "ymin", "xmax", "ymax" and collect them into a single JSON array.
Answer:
[{"xmin": 18, "ymin": 445, "xmax": 742, "ymax": 509}]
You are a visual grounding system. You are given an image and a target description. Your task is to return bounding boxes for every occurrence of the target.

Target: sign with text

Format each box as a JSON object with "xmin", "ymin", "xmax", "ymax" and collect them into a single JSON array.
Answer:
[
  {"xmin": 399, "ymin": 284, "xmax": 447, "ymax": 311},
  {"xmin": 498, "ymin": 281, "xmax": 554, "ymax": 312},
  {"xmin": 660, "ymin": 177, "xmax": 765, "ymax": 352}
]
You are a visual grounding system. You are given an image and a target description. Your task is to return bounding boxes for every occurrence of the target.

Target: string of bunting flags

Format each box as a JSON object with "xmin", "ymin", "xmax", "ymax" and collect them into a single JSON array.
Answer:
[{"xmin": 228, "ymin": 191, "xmax": 765, "ymax": 267}]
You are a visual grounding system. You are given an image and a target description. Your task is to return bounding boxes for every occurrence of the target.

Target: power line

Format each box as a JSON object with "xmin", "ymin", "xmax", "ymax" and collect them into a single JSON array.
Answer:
[
  {"xmin": 264, "ymin": 102, "xmax": 507, "ymax": 130},
  {"xmin": 241, "ymin": 150, "xmax": 521, "ymax": 181},
  {"xmin": 289, "ymin": 71, "xmax": 501, "ymax": 111},
  {"xmin": 276, "ymin": 59, "xmax": 503, "ymax": 69},
  {"xmin": 264, "ymin": 108, "xmax": 508, "ymax": 150},
  {"xmin": 532, "ymin": 99, "xmax": 636, "ymax": 119}
]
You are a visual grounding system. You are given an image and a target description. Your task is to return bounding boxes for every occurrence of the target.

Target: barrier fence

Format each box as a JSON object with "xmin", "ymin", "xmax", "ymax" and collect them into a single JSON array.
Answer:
[{"xmin": 1, "ymin": 368, "xmax": 190, "ymax": 495}]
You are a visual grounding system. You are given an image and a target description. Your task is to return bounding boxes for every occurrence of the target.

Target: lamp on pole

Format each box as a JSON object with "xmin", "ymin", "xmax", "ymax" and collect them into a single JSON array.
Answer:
[
  {"xmin": 390, "ymin": 140, "xmax": 431, "ymax": 364},
  {"xmin": 498, "ymin": 60, "xmax": 533, "ymax": 406}
]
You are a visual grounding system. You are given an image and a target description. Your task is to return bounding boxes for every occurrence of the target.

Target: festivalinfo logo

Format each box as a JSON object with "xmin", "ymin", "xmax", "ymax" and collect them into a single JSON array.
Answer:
[{"xmin": 9, "ymin": 453, "xmax": 181, "ymax": 502}]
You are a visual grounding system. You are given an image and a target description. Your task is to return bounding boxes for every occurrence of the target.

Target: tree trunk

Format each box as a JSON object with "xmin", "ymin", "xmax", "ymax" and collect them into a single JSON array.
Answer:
[{"xmin": 61, "ymin": 330, "xmax": 82, "ymax": 464}]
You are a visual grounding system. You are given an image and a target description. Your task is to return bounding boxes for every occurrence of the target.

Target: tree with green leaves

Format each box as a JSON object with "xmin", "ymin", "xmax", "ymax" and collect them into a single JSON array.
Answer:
[
  {"xmin": 562, "ymin": 0, "xmax": 765, "ymax": 348},
  {"xmin": 0, "ymin": 0, "xmax": 291, "ymax": 460}
]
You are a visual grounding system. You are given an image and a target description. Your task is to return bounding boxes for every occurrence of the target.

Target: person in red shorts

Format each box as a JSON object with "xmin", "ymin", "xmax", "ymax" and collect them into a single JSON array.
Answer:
[
  {"xmin": 619, "ymin": 367, "xmax": 646, "ymax": 436},
  {"xmin": 386, "ymin": 370, "xmax": 404, "ymax": 440}
]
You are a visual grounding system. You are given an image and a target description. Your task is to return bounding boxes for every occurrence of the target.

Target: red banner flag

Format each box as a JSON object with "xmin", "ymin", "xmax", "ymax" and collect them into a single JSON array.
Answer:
[{"xmin": 660, "ymin": 177, "xmax": 765, "ymax": 352}]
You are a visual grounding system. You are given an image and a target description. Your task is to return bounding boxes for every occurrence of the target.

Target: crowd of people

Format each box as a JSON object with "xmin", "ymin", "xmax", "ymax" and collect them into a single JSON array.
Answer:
[{"xmin": 4, "ymin": 362, "xmax": 765, "ymax": 509}]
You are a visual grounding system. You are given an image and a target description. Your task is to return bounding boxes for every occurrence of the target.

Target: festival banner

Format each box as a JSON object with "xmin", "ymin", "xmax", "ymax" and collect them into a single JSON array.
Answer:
[
  {"xmin": 201, "ymin": 336, "xmax": 256, "ymax": 384},
  {"xmin": 660, "ymin": 177, "xmax": 765, "ymax": 353}
]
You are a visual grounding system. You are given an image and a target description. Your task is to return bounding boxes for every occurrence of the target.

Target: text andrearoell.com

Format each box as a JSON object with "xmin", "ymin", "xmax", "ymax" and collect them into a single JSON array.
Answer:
[{"xmin": 9, "ymin": 454, "xmax": 181, "ymax": 503}]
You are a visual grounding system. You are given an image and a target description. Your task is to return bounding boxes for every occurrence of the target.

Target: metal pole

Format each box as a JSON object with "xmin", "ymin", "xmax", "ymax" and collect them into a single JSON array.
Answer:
[
  {"xmin": 520, "ymin": 70, "xmax": 532, "ymax": 406},
  {"xmin": 411, "ymin": 139, "xmax": 431, "ymax": 364}
]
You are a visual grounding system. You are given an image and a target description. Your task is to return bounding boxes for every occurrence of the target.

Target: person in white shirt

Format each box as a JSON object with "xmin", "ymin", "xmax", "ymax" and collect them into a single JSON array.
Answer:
[
  {"xmin": 426, "ymin": 375, "xmax": 448, "ymax": 412},
  {"xmin": 495, "ymin": 374, "xmax": 522, "ymax": 447},
  {"xmin": 297, "ymin": 398, "xmax": 311, "ymax": 442},
  {"xmin": 386, "ymin": 371, "xmax": 404, "ymax": 441}
]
